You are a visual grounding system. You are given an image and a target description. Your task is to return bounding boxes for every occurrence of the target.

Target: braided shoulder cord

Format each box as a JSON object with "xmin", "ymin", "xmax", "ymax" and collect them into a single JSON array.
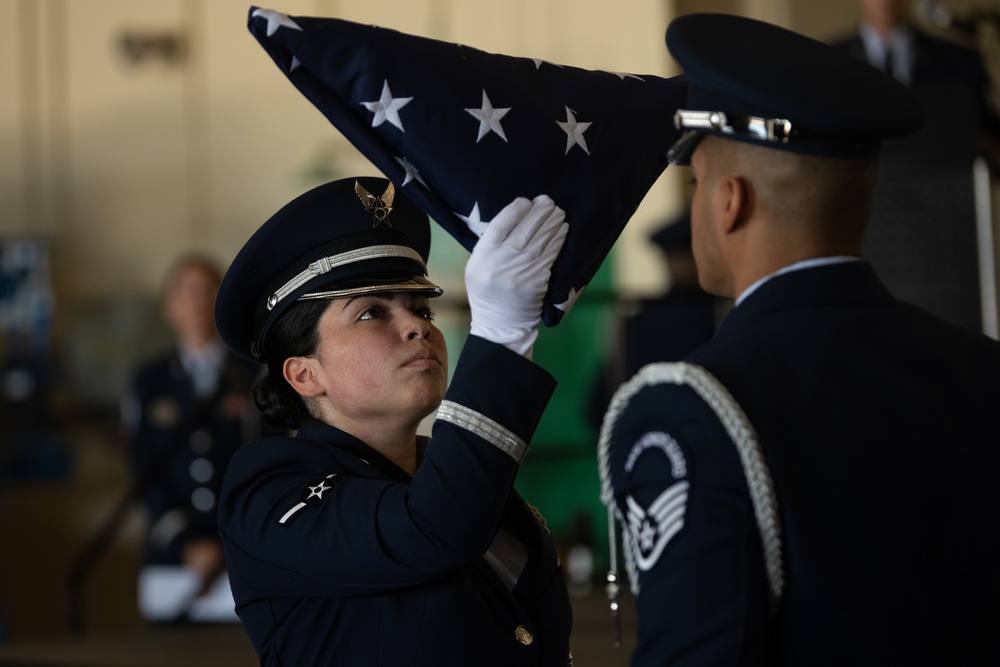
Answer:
[{"xmin": 597, "ymin": 361, "xmax": 784, "ymax": 608}]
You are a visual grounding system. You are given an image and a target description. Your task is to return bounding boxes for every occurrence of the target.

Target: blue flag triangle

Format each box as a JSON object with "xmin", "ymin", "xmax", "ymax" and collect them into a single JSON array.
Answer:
[{"xmin": 248, "ymin": 6, "xmax": 686, "ymax": 325}]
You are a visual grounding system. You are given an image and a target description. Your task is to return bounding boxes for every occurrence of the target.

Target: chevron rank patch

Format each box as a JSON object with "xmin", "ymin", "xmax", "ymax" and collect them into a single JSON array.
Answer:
[
  {"xmin": 623, "ymin": 431, "xmax": 689, "ymax": 571},
  {"xmin": 278, "ymin": 473, "xmax": 338, "ymax": 525}
]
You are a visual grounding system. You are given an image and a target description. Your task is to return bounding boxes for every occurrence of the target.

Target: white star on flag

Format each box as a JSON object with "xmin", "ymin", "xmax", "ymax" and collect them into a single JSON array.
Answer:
[
  {"xmin": 456, "ymin": 203, "xmax": 489, "ymax": 237},
  {"xmin": 465, "ymin": 90, "xmax": 511, "ymax": 143},
  {"xmin": 612, "ymin": 72, "xmax": 645, "ymax": 82},
  {"xmin": 362, "ymin": 80, "xmax": 413, "ymax": 131},
  {"xmin": 557, "ymin": 107, "xmax": 592, "ymax": 155},
  {"xmin": 251, "ymin": 8, "xmax": 302, "ymax": 37},
  {"xmin": 531, "ymin": 58, "xmax": 564, "ymax": 70},
  {"xmin": 395, "ymin": 155, "xmax": 427, "ymax": 188},
  {"xmin": 555, "ymin": 286, "xmax": 582, "ymax": 313}
]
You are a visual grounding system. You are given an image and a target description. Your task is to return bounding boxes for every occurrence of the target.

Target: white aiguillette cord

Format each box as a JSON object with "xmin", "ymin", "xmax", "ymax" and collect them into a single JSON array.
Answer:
[{"xmin": 605, "ymin": 506, "xmax": 623, "ymax": 648}]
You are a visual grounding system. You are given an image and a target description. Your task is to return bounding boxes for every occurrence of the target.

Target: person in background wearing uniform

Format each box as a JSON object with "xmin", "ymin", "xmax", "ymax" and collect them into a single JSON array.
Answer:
[
  {"xmin": 600, "ymin": 13, "xmax": 1000, "ymax": 666},
  {"xmin": 122, "ymin": 254, "xmax": 267, "ymax": 622},
  {"xmin": 588, "ymin": 211, "xmax": 724, "ymax": 430},
  {"xmin": 829, "ymin": 0, "xmax": 1000, "ymax": 332},
  {"xmin": 213, "ymin": 177, "xmax": 573, "ymax": 666},
  {"xmin": 831, "ymin": 0, "xmax": 1000, "ymax": 158}
]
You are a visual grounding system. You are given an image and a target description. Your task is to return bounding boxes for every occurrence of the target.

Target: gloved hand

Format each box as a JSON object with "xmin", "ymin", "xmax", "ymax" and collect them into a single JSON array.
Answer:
[{"xmin": 465, "ymin": 195, "xmax": 569, "ymax": 359}]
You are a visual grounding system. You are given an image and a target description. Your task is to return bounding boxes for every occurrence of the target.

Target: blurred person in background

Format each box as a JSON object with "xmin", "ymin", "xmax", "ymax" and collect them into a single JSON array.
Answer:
[
  {"xmin": 121, "ymin": 253, "xmax": 271, "ymax": 623},
  {"xmin": 830, "ymin": 0, "xmax": 1000, "ymax": 332}
]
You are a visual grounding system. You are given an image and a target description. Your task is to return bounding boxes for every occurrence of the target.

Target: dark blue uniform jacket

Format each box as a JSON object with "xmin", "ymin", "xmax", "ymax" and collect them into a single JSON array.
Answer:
[
  {"xmin": 126, "ymin": 348, "xmax": 261, "ymax": 565},
  {"xmin": 219, "ymin": 336, "xmax": 573, "ymax": 666},
  {"xmin": 605, "ymin": 261, "xmax": 1000, "ymax": 666}
]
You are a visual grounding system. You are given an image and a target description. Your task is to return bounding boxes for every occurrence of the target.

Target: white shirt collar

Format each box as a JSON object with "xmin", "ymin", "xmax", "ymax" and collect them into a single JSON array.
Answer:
[
  {"xmin": 178, "ymin": 338, "xmax": 227, "ymax": 398},
  {"xmin": 734, "ymin": 256, "xmax": 861, "ymax": 307},
  {"xmin": 858, "ymin": 22, "xmax": 915, "ymax": 86}
]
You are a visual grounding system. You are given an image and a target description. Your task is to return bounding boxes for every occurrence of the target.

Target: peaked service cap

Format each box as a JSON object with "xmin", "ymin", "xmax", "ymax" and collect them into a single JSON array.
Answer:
[
  {"xmin": 215, "ymin": 176, "xmax": 441, "ymax": 362},
  {"xmin": 649, "ymin": 211, "xmax": 692, "ymax": 254},
  {"xmin": 665, "ymin": 13, "xmax": 923, "ymax": 164},
  {"xmin": 246, "ymin": 7, "xmax": 688, "ymax": 326}
]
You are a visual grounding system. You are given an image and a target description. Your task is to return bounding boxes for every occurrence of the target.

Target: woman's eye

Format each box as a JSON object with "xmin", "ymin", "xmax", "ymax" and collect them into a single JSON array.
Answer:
[
  {"xmin": 417, "ymin": 307, "xmax": 436, "ymax": 321},
  {"xmin": 358, "ymin": 306, "xmax": 385, "ymax": 321}
]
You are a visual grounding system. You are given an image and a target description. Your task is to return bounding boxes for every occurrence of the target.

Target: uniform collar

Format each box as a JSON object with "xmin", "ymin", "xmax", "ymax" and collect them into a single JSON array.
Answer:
[
  {"xmin": 717, "ymin": 259, "xmax": 892, "ymax": 339},
  {"xmin": 734, "ymin": 256, "xmax": 861, "ymax": 307},
  {"xmin": 295, "ymin": 419, "xmax": 425, "ymax": 484}
]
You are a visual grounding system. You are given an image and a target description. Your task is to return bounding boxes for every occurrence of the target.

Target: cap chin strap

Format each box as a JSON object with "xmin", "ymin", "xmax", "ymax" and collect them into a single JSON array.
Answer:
[
  {"xmin": 266, "ymin": 244, "xmax": 426, "ymax": 311},
  {"xmin": 674, "ymin": 109, "xmax": 794, "ymax": 144}
]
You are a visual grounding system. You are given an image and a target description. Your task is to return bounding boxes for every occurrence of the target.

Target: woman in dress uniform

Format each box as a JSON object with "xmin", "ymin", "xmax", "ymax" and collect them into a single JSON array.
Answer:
[{"xmin": 213, "ymin": 176, "xmax": 573, "ymax": 666}]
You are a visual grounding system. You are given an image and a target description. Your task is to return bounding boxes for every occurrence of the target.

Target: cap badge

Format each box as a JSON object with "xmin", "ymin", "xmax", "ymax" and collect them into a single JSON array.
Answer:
[{"xmin": 355, "ymin": 180, "xmax": 395, "ymax": 228}]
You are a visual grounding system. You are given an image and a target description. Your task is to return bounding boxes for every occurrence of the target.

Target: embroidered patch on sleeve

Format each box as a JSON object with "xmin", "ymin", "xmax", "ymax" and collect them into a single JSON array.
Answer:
[
  {"xmin": 623, "ymin": 430, "xmax": 689, "ymax": 571},
  {"xmin": 278, "ymin": 473, "xmax": 338, "ymax": 525}
]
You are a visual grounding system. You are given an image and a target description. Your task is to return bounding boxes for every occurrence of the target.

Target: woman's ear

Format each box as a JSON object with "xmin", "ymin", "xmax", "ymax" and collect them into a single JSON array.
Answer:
[{"xmin": 283, "ymin": 356, "xmax": 324, "ymax": 398}]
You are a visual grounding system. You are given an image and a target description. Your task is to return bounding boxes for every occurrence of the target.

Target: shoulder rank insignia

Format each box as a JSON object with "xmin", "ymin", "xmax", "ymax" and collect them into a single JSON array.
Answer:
[
  {"xmin": 623, "ymin": 430, "xmax": 689, "ymax": 571},
  {"xmin": 279, "ymin": 473, "xmax": 338, "ymax": 525}
]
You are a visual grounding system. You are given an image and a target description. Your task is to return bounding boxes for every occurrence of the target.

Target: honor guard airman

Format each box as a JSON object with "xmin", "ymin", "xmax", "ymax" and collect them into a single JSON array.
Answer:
[{"xmin": 600, "ymin": 13, "xmax": 1000, "ymax": 666}]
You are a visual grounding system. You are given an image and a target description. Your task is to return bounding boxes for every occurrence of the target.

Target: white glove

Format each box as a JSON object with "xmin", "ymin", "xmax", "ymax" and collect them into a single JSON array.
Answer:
[{"xmin": 465, "ymin": 195, "xmax": 569, "ymax": 359}]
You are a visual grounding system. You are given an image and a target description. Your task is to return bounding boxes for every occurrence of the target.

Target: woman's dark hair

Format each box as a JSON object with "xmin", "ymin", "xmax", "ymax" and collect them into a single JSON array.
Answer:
[{"xmin": 253, "ymin": 299, "xmax": 332, "ymax": 429}]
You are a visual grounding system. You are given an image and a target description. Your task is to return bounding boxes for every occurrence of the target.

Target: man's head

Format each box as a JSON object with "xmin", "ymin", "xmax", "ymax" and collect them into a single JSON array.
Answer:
[
  {"xmin": 688, "ymin": 136, "xmax": 878, "ymax": 297},
  {"xmin": 858, "ymin": 0, "xmax": 912, "ymax": 34},
  {"xmin": 663, "ymin": 13, "xmax": 921, "ymax": 297}
]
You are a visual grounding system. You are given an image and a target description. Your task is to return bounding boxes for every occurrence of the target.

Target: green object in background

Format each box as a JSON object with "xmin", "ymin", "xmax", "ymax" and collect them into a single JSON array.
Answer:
[{"xmin": 516, "ymin": 255, "xmax": 616, "ymax": 578}]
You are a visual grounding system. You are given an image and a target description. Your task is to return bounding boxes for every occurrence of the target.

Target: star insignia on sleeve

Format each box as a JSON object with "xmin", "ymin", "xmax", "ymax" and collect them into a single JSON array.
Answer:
[
  {"xmin": 465, "ymin": 90, "xmax": 511, "ymax": 143},
  {"xmin": 307, "ymin": 481, "xmax": 332, "ymax": 500},
  {"xmin": 557, "ymin": 106, "xmax": 592, "ymax": 155},
  {"xmin": 278, "ymin": 473, "xmax": 338, "ymax": 525},
  {"xmin": 251, "ymin": 8, "xmax": 303, "ymax": 37},
  {"xmin": 362, "ymin": 80, "xmax": 413, "ymax": 132}
]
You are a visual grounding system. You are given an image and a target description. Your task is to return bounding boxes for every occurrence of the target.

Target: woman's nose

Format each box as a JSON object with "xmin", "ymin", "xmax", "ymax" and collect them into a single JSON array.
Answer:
[{"xmin": 403, "ymin": 311, "xmax": 431, "ymax": 340}]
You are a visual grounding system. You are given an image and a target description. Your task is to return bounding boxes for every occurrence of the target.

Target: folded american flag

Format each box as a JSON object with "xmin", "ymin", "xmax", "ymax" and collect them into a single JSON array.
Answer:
[{"xmin": 248, "ymin": 6, "xmax": 686, "ymax": 325}]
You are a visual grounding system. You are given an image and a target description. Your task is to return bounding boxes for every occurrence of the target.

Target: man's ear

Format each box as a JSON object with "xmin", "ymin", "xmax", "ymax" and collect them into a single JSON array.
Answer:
[
  {"xmin": 718, "ymin": 174, "xmax": 751, "ymax": 234},
  {"xmin": 283, "ymin": 356, "xmax": 324, "ymax": 398}
]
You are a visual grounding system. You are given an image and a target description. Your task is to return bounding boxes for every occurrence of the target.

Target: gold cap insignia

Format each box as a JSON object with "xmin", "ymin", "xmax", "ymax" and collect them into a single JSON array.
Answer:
[{"xmin": 355, "ymin": 180, "xmax": 395, "ymax": 228}]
